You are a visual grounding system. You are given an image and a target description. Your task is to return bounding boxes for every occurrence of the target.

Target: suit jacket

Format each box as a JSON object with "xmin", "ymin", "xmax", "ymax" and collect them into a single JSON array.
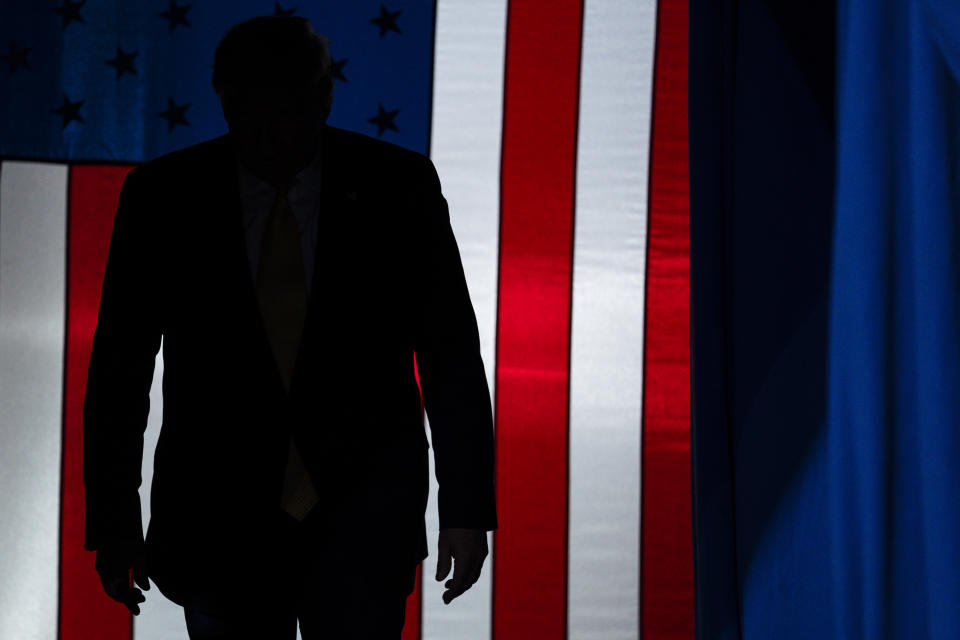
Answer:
[{"xmin": 82, "ymin": 123, "xmax": 498, "ymax": 614}]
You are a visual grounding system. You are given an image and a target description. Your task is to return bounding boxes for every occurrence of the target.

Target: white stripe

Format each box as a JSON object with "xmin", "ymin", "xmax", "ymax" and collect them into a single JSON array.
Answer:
[
  {"xmin": 422, "ymin": 1, "xmax": 508, "ymax": 638},
  {"xmin": 133, "ymin": 342, "xmax": 184, "ymax": 639},
  {"xmin": 568, "ymin": 0, "xmax": 658, "ymax": 638},
  {"xmin": 0, "ymin": 162, "xmax": 68, "ymax": 640}
]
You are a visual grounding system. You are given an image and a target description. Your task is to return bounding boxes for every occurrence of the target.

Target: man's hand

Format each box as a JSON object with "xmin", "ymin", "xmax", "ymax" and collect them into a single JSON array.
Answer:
[
  {"xmin": 95, "ymin": 541, "xmax": 150, "ymax": 615},
  {"xmin": 435, "ymin": 527, "xmax": 488, "ymax": 605}
]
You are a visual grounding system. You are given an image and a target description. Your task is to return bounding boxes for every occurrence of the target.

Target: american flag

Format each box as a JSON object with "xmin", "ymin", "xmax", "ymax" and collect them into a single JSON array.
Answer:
[{"xmin": 0, "ymin": 1, "xmax": 691, "ymax": 638}]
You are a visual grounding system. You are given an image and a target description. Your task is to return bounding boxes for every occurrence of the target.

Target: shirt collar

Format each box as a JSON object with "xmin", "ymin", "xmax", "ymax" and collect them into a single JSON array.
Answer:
[{"xmin": 236, "ymin": 141, "xmax": 323, "ymax": 198}]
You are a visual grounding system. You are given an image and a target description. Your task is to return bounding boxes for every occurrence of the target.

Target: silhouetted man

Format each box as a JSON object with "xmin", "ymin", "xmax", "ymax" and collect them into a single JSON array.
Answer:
[{"xmin": 83, "ymin": 15, "xmax": 497, "ymax": 639}]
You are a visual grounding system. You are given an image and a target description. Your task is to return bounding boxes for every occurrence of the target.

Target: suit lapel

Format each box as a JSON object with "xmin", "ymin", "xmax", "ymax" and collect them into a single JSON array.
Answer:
[
  {"xmin": 209, "ymin": 124, "xmax": 357, "ymax": 402},
  {"xmin": 291, "ymin": 126, "xmax": 357, "ymax": 399}
]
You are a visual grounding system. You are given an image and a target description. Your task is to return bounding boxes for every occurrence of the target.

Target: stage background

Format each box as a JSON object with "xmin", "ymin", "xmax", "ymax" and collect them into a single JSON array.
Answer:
[{"xmin": 0, "ymin": 1, "xmax": 694, "ymax": 639}]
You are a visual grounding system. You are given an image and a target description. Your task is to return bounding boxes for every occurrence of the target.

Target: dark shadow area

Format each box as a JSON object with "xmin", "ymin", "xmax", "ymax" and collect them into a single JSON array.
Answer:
[{"xmin": 690, "ymin": 1, "xmax": 836, "ymax": 637}]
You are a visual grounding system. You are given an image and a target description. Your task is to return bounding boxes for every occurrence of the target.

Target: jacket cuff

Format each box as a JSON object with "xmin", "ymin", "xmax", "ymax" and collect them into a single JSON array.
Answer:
[{"xmin": 83, "ymin": 492, "xmax": 144, "ymax": 552}]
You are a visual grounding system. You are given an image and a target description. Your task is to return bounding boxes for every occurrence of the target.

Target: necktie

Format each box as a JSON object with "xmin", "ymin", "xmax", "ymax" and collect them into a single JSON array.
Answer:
[{"xmin": 255, "ymin": 180, "xmax": 319, "ymax": 522}]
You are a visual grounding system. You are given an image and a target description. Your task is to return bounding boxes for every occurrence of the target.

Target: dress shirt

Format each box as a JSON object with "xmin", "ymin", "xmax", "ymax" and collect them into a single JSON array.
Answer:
[{"xmin": 236, "ymin": 144, "xmax": 323, "ymax": 296}]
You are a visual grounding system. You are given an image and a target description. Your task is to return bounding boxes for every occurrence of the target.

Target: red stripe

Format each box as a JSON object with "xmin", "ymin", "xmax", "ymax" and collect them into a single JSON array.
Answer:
[
  {"xmin": 60, "ymin": 165, "xmax": 136, "ymax": 640},
  {"xmin": 641, "ymin": 0, "xmax": 694, "ymax": 637},
  {"xmin": 403, "ymin": 564, "xmax": 423, "ymax": 640},
  {"xmin": 492, "ymin": 0, "xmax": 584, "ymax": 637},
  {"xmin": 405, "ymin": 355, "xmax": 423, "ymax": 640}
]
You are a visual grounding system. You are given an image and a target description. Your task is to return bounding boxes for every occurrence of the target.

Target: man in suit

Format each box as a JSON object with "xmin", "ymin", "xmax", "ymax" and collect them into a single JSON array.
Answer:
[{"xmin": 83, "ymin": 15, "xmax": 498, "ymax": 638}]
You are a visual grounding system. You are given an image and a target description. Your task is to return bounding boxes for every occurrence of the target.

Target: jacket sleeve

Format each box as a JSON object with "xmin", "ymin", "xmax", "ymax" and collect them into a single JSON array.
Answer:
[
  {"xmin": 412, "ymin": 157, "xmax": 498, "ymax": 532},
  {"xmin": 82, "ymin": 167, "xmax": 162, "ymax": 552}
]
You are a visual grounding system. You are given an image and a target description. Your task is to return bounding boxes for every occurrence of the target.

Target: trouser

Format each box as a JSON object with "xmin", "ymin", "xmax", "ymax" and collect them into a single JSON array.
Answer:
[{"xmin": 183, "ymin": 500, "xmax": 419, "ymax": 639}]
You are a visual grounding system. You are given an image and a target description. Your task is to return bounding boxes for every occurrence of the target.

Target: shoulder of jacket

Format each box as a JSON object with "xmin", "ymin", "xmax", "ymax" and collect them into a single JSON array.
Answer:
[
  {"xmin": 327, "ymin": 125, "xmax": 432, "ymax": 176},
  {"xmin": 131, "ymin": 134, "xmax": 229, "ymax": 183}
]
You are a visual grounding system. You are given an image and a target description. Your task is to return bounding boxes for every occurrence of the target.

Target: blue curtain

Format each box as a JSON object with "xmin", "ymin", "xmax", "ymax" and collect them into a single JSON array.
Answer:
[
  {"xmin": 827, "ymin": 1, "xmax": 960, "ymax": 637},
  {"xmin": 691, "ymin": 0, "xmax": 960, "ymax": 637}
]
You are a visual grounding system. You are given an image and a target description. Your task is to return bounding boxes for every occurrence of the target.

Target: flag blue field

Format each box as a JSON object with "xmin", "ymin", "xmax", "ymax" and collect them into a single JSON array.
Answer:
[{"xmin": 0, "ymin": 1, "xmax": 434, "ymax": 162}]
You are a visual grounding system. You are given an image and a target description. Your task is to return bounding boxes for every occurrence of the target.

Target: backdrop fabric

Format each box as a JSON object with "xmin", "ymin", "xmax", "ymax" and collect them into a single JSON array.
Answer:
[
  {"xmin": 691, "ymin": 0, "xmax": 960, "ymax": 638},
  {"xmin": 828, "ymin": 1, "xmax": 960, "ymax": 638}
]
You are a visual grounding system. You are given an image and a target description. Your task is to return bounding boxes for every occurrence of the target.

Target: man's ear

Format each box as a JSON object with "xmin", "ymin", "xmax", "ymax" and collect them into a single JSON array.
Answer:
[
  {"xmin": 214, "ymin": 86, "xmax": 236, "ymax": 126},
  {"xmin": 219, "ymin": 99, "xmax": 231, "ymax": 126}
]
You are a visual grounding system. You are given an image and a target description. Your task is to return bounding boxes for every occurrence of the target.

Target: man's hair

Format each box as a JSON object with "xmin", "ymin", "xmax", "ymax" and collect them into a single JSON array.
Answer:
[{"xmin": 211, "ymin": 15, "xmax": 333, "ymax": 118}]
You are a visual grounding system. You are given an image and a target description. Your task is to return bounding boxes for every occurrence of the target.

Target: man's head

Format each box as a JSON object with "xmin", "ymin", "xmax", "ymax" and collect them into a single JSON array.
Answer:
[{"xmin": 212, "ymin": 16, "xmax": 334, "ymax": 184}]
